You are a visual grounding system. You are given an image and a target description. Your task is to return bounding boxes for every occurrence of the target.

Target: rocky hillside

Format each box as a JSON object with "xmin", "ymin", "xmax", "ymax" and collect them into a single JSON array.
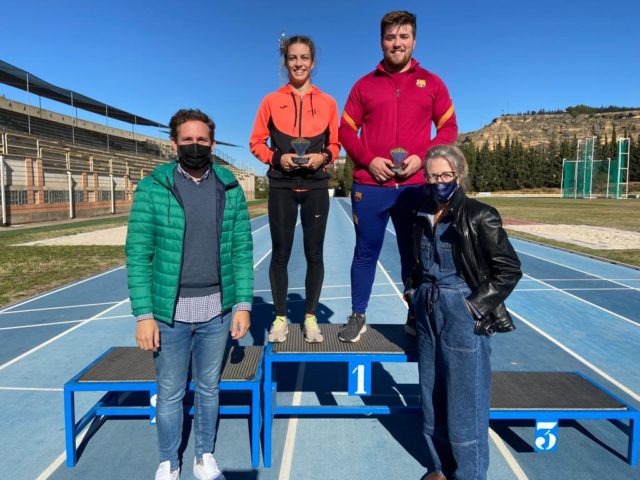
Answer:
[{"xmin": 459, "ymin": 109, "xmax": 640, "ymax": 148}]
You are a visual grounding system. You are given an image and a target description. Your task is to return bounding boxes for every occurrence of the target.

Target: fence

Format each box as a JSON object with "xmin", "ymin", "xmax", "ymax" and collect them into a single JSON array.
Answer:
[
  {"xmin": 0, "ymin": 131, "xmax": 136, "ymax": 225},
  {"xmin": 1, "ymin": 129, "xmax": 256, "ymax": 226},
  {"xmin": 561, "ymin": 138, "xmax": 631, "ymax": 199}
]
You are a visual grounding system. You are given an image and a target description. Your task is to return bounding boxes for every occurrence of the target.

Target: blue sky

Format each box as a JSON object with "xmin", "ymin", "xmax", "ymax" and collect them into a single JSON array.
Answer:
[{"xmin": 2, "ymin": 0, "xmax": 638, "ymax": 173}]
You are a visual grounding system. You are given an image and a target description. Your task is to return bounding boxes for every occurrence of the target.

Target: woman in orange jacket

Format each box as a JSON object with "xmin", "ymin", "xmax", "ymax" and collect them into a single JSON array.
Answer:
[{"xmin": 250, "ymin": 35, "xmax": 340, "ymax": 344}]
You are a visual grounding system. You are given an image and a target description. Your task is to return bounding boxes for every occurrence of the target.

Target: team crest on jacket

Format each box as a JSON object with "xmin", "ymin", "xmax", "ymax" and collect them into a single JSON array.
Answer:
[
  {"xmin": 416, "ymin": 79, "xmax": 427, "ymax": 88},
  {"xmin": 354, "ymin": 191, "xmax": 363, "ymax": 202}
]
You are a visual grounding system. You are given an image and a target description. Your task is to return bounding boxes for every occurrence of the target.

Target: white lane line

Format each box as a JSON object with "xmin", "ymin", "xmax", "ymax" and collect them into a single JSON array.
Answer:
[
  {"xmin": 0, "ymin": 314, "xmax": 130, "ymax": 331},
  {"xmin": 276, "ymin": 203, "xmax": 343, "ymax": 479},
  {"xmin": 330, "ymin": 391, "xmax": 419, "ymax": 399},
  {"xmin": 36, "ymin": 423, "xmax": 94, "ymax": 480},
  {"xmin": 35, "ymin": 217, "xmax": 269, "ymax": 479},
  {"xmin": 253, "ymin": 220, "xmax": 300, "ymax": 270},
  {"xmin": 252, "ymin": 223, "xmax": 270, "ymax": 235},
  {"xmin": 335, "ymin": 200, "xmax": 404, "ymax": 302},
  {"xmin": 521, "ymin": 273, "xmax": 640, "ymax": 328},
  {"xmin": 252, "ymin": 293, "xmax": 400, "ymax": 306},
  {"xmin": 250, "ymin": 213, "xmax": 267, "ymax": 222},
  {"xmin": 2, "ymin": 214, "xmax": 265, "ymax": 316},
  {"xmin": 489, "ymin": 428, "xmax": 529, "ymax": 480},
  {"xmin": 510, "ymin": 308, "xmax": 640, "ymax": 403},
  {"xmin": 519, "ymin": 277, "xmax": 640, "ymax": 282},
  {"xmin": 516, "ymin": 287, "xmax": 633, "ymax": 292},
  {"xmin": 254, "ymin": 250, "xmax": 272, "ymax": 269},
  {"xmin": 0, "ymin": 299, "xmax": 129, "ymax": 372},
  {"xmin": 376, "ymin": 260, "xmax": 405, "ymax": 301},
  {"xmin": 253, "ymin": 282, "xmax": 400, "ymax": 293},
  {"xmin": 517, "ymin": 249, "xmax": 640, "ymax": 292},
  {"xmin": 0, "ymin": 266, "xmax": 125, "ymax": 314},
  {"xmin": 0, "ymin": 301, "xmax": 119, "ymax": 315},
  {"xmin": 321, "ymin": 396, "xmax": 529, "ymax": 478},
  {"xmin": 278, "ymin": 364, "xmax": 306, "ymax": 480},
  {"xmin": 340, "ymin": 199, "xmax": 529, "ymax": 477},
  {"xmin": 336, "ymin": 198, "xmax": 355, "ymax": 223},
  {"xmin": 0, "ymin": 386, "xmax": 63, "ymax": 392}
]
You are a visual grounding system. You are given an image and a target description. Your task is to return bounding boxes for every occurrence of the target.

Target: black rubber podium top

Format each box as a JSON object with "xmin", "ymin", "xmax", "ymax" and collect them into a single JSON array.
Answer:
[
  {"xmin": 78, "ymin": 346, "xmax": 262, "ymax": 383},
  {"xmin": 271, "ymin": 323, "xmax": 417, "ymax": 354},
  {"xmin": 491, "ymin": 372, "xmax": 627, "ymax": 411}
]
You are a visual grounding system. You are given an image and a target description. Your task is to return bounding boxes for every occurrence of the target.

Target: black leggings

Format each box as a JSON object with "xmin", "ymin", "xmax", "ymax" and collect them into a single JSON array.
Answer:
[{"xmin": 268, "ymin": 188, "xmax": 329, "ymax": 316}]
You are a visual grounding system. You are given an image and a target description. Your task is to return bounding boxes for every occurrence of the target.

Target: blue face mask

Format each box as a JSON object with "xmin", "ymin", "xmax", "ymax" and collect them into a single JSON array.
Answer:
[{"xmin": 429, "ymin": 180, "xmax": 459, "ymax": 203}]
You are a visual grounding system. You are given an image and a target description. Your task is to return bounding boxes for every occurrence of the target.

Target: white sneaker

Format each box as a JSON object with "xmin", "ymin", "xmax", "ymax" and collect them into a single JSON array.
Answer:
[
  {"xmin": 155, "ymin": 461, "xmax": 179, "ymax": 480},
  {"xmin": 303, "ymin": 316, "xmax": 324, "ymax": 343},
  {"xmin": 268, "ymin": 316, "xmax": 288, "ymax": 343},
  {"xmin": 193, "ymin": 453, "xmax": 226, "ymax": 480}
]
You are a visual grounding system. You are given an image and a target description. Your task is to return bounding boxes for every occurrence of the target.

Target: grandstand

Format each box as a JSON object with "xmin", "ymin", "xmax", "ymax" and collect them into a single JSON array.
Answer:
[{"xmin": 0, "ymin": 61, "xmax": 255, "ymax": 225}]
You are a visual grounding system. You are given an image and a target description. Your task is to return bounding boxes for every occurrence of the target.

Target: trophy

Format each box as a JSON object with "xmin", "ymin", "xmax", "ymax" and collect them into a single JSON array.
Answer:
[
  {"xmin": 291, "ymin": 137, "xmax": 311, "ymax": 164},
  {"xmin": 390, "ymin": 147, "xmax": 408, "ymax": 174}
]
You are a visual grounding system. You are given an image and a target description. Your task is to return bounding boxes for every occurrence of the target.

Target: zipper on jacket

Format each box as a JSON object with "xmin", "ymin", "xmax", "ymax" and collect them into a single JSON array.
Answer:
[
  {"xmin": 298, "ymin": 95, "xmax": 304, "ymax": 138},
  {"xmin": 297, "ymin": 94, "xmax": 304, "ymax": 190},
  {"xmin": 166, "ymin": 182, "xmax": 186, "ymax": 321},
  {"xmin": 394, "ymin": 86, "xmax": 400, "ymax": 188},
  {"xmin": 216, "ymin": 179, "xmax": 232, "ymax": 310}
]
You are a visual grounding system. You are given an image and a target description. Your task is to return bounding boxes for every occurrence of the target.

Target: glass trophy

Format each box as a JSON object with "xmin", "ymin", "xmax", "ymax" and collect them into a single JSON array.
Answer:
[
  {"xmin": 390, "ymin": 147, "xmax": 408, "ymax": 174},
  {"xmin": 291, "ymin": 137, "xmax": 311, "ymax": 164}
]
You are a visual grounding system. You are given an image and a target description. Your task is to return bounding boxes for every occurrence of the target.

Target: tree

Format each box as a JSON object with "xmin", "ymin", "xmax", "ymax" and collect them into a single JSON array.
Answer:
[
  {"xmin": 340, "ymin": 156, "xmax": 354, "ymax": 196},
  {"xmin": 473, "ymin": 141, "xmax": 496, "ymax": 192}
]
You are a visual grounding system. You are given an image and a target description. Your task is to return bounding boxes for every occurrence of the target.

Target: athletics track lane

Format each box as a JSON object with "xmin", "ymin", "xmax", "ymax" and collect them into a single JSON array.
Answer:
[{"xmin": 1, "ymin": 200, "xmax": 639, "ymax": 478}]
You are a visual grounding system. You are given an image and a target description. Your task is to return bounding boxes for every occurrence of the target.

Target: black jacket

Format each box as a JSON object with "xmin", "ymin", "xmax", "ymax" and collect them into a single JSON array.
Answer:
[{"xmin": 408, "ymin": 187, "xmax": 523, "ymax": 335}]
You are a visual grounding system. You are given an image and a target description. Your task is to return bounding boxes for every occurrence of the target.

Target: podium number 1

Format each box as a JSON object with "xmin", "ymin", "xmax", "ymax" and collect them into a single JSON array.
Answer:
[{"xmin": 352, "ymin": 364, "xmax": 367, "ymax": 394}]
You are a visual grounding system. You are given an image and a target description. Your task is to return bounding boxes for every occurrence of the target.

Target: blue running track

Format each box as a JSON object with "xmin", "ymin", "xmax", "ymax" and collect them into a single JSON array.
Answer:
[{"xmin": 0, "ymin": 198, "xmax": 638, "ymax": 479}]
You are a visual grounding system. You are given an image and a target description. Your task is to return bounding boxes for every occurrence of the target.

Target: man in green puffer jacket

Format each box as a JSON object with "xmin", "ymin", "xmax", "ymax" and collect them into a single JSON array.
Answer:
[{"xmin": 126, "ymin": 109, "xmax": 253, "ymax": 480}]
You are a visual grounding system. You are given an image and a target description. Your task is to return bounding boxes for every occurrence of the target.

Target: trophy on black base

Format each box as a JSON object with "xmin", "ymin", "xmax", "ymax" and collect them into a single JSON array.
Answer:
[
  {"xmin": 390, "ymin": 147, "xmax": 408, "ymax": 174},
  {"xmin": 291, "ymin": 137, "xmax": 311, "ymax": 164}
]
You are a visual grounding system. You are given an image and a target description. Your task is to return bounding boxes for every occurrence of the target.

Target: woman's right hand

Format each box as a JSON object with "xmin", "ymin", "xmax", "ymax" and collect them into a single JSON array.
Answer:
[
  {"xmin": 280, "ymin": 154, "xmax": 300, "ymax": 172},
  {"xmin": 403, "ymin": 288, "xmax": 415, "ymax": 303}
]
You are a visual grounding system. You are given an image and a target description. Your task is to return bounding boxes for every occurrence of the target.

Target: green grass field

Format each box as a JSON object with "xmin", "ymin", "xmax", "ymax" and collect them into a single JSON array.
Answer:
[
  {"xmin": 0, "ymin": 197, "xmax": 638, "ymax": 307},
  {"xmin": 479, "ymin": 196, "xmax": 640, "ymax": 268},
  {"xmin": 479, "ymin": 197, "xmax": 640, "ymax": 231},
  {"xmin": 0, "ymin": 216, "xmax": 128, "ymax": 307},
  {"xmin": 0, "ymin": 200, "xmax": 268, "ymax": 307}
]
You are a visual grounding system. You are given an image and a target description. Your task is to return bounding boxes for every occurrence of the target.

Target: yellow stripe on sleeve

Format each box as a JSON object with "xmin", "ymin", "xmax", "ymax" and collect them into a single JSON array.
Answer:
[
  {"xmin": 342, "ymin": 111, "xmax": 359, "ymax": 132},
  {"xmin": 436, "ymin": 105, "xmax": 455, "ymax": 130}
]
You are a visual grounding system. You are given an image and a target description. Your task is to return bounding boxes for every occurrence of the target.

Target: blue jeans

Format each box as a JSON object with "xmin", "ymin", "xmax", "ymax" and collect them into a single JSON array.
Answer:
[
  {"xmin": 154, "ymin": 313, "xmax": 230, "ymax": 470},
  {"xmin": 350, "ymin": 183, "xmax": 426, "ymax": 313},
  {"xmin": 413, "ymin": 283, "xmax": 492, "ymax": 480}
]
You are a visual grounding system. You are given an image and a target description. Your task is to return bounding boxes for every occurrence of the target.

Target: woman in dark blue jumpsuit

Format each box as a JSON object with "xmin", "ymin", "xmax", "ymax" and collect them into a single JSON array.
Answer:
[{"xmin": 406, "ymin": 145, "xmax": 521, "ymax": 480}]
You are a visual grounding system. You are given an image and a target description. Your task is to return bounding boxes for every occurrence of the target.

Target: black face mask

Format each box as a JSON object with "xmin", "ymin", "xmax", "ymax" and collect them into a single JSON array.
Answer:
[{"xmin": 177, "ymin": 143, "xmax": 211, "ymax": 170}]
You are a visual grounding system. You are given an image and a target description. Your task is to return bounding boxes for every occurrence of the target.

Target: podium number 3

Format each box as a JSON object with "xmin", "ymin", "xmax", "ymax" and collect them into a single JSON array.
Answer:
[{"xmin": 535, "ymin": 421, "xmax": 558, "ymax": 450}]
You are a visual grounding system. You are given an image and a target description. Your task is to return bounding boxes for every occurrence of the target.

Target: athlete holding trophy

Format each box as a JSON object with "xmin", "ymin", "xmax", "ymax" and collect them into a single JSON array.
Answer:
[
  {"xmin": 338, "ymin": 10, "xmax": 458, "ymax": 343},
  {"xmin": 250, "ymin": 35, "xmax": 340, "ymax": 344}
]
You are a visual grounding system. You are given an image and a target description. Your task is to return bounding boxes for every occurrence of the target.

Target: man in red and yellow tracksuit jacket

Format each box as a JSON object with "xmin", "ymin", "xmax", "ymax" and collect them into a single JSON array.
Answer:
[
  {"xmin": 338, "ymin": 10, "xmax": 458, "ymax": 343},
  {"xmin": 341, "ymin": 58, "xmax": 457, "ymax": 187}
]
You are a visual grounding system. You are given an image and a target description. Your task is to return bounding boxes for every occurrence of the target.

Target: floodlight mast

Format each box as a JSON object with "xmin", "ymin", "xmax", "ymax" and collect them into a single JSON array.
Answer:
[{"xmin": 619, "ymin": 138, "xmax": 631, "ymax": 199}]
